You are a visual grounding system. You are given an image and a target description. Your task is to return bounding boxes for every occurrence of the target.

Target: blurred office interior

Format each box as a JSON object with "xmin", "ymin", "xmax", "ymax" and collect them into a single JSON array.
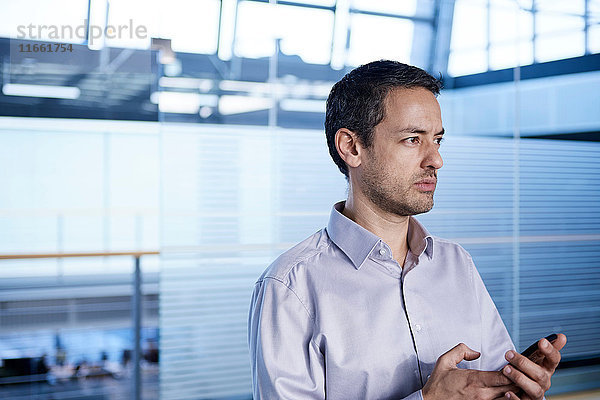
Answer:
[{"xmin": 0, "ymin": 0, "xmax": 599, "ymax": 399}]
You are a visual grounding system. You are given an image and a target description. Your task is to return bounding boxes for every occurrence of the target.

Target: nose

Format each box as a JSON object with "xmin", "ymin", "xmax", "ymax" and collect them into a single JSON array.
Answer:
[{"xmin": 422, "ymin": 142, "xmax": 443, "ymax": 170}]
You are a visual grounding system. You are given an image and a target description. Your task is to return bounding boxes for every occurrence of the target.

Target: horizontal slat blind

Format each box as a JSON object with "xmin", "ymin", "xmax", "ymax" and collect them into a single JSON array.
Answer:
[
  {"xmin": 418, "ymin": 136, "xmax": 518, "ymax": 334},
  {"xmin": 160, "ymin": 125, "xmax": 346, "ymax": 399},
  {"xmin": 518, "ymin": 139, "xmax": 600, "ymax": 358},
  {"xmin": 421, "ymin": 136, "xmax": 600, "ymax": 356},
  {"xmin": 161, "ymin": 125, "xmax": 600, "ymax": 399}
]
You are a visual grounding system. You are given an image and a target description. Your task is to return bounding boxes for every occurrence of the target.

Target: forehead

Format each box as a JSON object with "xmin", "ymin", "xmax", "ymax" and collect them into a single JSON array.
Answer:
[{"xmin": 380, "ymin": 87, "xmax": 442, "ymax": 128}]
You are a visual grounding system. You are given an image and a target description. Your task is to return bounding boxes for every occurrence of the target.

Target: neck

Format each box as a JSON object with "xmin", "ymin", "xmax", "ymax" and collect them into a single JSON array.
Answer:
[{"xmin": 342, "ymin": 186, "xmax": 410, "ymax": 267}]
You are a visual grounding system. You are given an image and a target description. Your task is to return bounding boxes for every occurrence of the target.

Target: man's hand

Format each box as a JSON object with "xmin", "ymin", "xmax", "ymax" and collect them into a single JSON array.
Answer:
[
  {"xmin": 502, "ymin": 333, "xmax": 567, "ymax": 400},
  {"xmin": 422, "ymin": 343, "xmax": 519, "ymax": 400}
]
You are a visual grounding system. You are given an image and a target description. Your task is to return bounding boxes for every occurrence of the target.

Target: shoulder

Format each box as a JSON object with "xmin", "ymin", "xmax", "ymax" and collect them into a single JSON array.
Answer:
[
  {"xmin": 257, "ymin": 228, "xmax": 332, "ymax": 286},
  {"xmin": 429, "ymin": 236, "xmax": 484, "ymax": 289},
  {"xmin": 250, "ymin": 230, "xmax": 331, "ymax": 323},
  {"xmin": 431, "ymin": 235, "xmax": 474, "ymax": 262},
  {"xmin": 429, "ymin": 236, "xmax": 477, "ymax": 280}
]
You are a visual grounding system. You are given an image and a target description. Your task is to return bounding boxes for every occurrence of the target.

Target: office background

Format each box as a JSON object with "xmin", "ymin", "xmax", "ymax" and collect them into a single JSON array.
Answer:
[{"xmin": 0, "ymin": 0, "xmax": 599, "ymax": 399}]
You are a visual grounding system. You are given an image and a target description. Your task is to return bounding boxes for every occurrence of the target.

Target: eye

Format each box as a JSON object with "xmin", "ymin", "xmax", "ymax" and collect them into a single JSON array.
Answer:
[
  {"xmin": 435, "ymin": 137, "xmax": 444, "ymax": 145},
  {"xmin": 404, "ymin": 137, "xmax": 419, "ymax": 144}
]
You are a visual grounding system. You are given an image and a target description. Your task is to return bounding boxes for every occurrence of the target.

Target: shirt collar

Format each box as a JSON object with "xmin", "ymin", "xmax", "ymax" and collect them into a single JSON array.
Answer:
[
  {"xmin": 407, "ymin": 214, "xmax": 434, "ymax": 260},
  {"xmin": 326, "ymin": 201, "xmax": 434, "ymax": 270}
]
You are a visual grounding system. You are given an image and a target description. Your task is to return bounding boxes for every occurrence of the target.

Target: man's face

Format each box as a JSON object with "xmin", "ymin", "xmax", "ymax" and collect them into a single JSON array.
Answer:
[{"xmin": 357, "ymin": 87, "xmax": 444, "ymax": 216}]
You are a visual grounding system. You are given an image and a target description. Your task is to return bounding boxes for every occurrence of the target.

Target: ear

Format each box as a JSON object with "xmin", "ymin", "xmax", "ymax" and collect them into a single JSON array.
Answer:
[{"xmin": 335, "ymin": 128, "xmax": 363, "ymax": 170}]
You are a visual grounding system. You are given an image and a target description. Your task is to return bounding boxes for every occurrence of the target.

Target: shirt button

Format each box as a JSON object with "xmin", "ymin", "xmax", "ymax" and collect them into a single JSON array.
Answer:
[
  {"xmin": 379, "ymin": 249, "xmax": 386, "ymax": 256},
  {"xmin": 427, "ymin": 374, "xmax": 431, "ymax": 380},
  {"xmin": 415, "ymin": 324, "xmax": 422, "ymax": 332}
]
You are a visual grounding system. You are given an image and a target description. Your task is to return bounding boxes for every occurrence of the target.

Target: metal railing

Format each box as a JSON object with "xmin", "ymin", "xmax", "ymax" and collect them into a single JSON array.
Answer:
[{"xmin": 0, "ymin": 250, "xmax": 159, "ymax": 400}]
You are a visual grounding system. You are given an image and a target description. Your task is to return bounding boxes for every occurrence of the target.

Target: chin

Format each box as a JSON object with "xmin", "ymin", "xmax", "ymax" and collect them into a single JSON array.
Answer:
[
  {"xmin": 409, "ymin": 208, "xmax": 433, "ymax": 216},
  {"xmin": 411, "ymin": 201, "xmax": 435, "ymax": 216}
]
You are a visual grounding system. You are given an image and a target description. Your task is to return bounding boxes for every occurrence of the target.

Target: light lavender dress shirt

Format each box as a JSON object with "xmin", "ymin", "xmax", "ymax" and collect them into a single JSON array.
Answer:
[{"xmin": 248, "ymin": 201, "xmax": 516, "ymax": 399}]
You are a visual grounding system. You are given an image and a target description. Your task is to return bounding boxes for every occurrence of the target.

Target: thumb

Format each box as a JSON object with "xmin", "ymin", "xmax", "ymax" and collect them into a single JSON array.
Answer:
[{"xmin": 440, "ymin": 343, "xmax": 481, "ymax": 368}]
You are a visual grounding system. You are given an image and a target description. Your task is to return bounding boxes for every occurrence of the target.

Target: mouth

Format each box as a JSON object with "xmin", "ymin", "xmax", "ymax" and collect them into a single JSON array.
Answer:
[{"xmin": 414, "ymin": 178, "xmax": 437, "ymax": 192}]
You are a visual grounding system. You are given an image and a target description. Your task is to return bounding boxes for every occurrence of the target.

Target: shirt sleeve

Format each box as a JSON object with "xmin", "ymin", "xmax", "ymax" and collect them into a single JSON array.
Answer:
[
  {"xmin": 248, "ymin": 277, "xmax": 325, "ymax": 399},
  {"xmin": 403, "ymin": 390, "xmax": 425, "ymax": 400},
  {"xmin": 469, "ymin": 256, "xmax": 517, "ymax": 371},
  {"xmin": 470, "ymin": 260, "xmax": 548, "ymax": 400}
]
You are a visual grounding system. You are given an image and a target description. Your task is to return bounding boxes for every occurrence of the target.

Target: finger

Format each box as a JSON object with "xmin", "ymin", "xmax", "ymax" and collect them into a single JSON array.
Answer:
[
  {"xmin": 526, "ymin": 333, "xmax": 567, "ymax": 368},
  {"xmin": 542, "ymin": 333, "xmax": 567, "ymax": 371},
  {"xmin": 552, "ymin": 333, "xmax": 567, "ymax": 352},
  {"xmin": 506, "ymin": 350, "xmax": 550, "ymax": 389},
  {"xmin": 440, "ymin": 343, "xmax": 480, "ymax": 367},
  {"xmin": 503, "ymin": 364, "xmax": 546, "ymax": 400},
  {"xmin": 512, "ymin": 392, "xmax": 534, "ymax": 400},
  {"xmin": 538, "ymin": 337, "xmax": 561, "ymax": 371},
  {"xmin": 483, "ymin": 383, "xmax": 521, "ymax": 399},
  {"xmin": 477, "ymin": 370, "xmax": 514, "ymax": 387}
]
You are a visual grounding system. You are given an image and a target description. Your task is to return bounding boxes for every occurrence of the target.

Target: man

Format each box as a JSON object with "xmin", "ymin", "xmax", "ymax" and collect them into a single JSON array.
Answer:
[{"xmin": 248, "ymin": 60, "xmax": 566, "ymax": 399}]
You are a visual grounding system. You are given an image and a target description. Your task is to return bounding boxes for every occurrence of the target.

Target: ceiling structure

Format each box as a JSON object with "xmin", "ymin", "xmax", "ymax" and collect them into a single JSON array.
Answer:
[{"xmin": 0, "ymin": 0, "xmax": 598, "ymax": 128}]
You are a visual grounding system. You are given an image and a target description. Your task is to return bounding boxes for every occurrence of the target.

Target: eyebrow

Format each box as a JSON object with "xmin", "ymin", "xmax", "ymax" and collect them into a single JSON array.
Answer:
[{"xmin": 397, "ymin": 127, "xmax": 445, "ymax": 136}]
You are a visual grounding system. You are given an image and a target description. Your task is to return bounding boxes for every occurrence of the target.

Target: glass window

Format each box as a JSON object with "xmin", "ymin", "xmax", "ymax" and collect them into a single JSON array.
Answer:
[
  {"xmin": 103, "ymin": 0, "xmax": 155, "ymax": 49},
  {"xmin": 590, "ymin": 24, "xmax": 600, "ymax": 54},
  {"xmin": 489, "ymin": 1, "xmax": 533, "ymax": 44},
  {"xmin": 591, "ymin": 0, "xmax": 600, "ymax": 17},
  {"xmin": 105, "ymin": 0, "xmax": 220, "ymax": 53},
  {"xmin": 535, "ymin": 0, "xmax": 585, "ymax": 17},
  {"xmin": 534, "ymin": 0, "xmax": 585, "ymax": 62},
  {"xmin": 517, "ymin": 0, "xmax": 533, "ymax": 8},
  {"xmin": 487, "ymin": 0, "xmax": 534, "ymax": 70},
  {"xmin": 346, "ymin": 13, "xmax": 413, "ymax": 66},
  {"xmin": 535, "ymin": 31, "xmax": 586, "ymax": 62},
  {"xmin": 489, "ymin": 41, "xmax": 533, "ymax": 69},
  {"xmin": 450, "ymin": 0, "xmax": 487, "ymax": 51},
  {"xmin": 590, "ymin": 0, "xmax": 600, "ymax": 53},
  {"xmin": 155, "ymin": 0, "xmax": 220, "ymax": 54},
  {"xmin": 534, "ymin": 0, "xmax": 585, "ymax": 55},
  {"xmin": 535, "ymin": 11, "xmax": 584, "ymax": 36},
  {"xmin": 1, "ymin": 0, "xmax": 88, "ymax": 43},
  {"xmin": 291, "ymin": 0, "xmax": 336, "ymax": 6},
  {"xmin": 448, "ymin": 0, "xmax": 489, "ymax": 76},
  {"xmin": 350, "ymin": 0, "xmax": 417, "ymax": 16},
  {"xmin": 235, "ymin": 1, "xmax": 334, "ymax": 64},
  {"xmin": 447, "ymin": 48, "xmax": 487, "ymax": 76}
]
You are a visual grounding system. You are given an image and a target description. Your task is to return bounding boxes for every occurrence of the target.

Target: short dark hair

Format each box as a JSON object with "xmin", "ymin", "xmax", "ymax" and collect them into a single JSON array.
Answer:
[{"xmin": 325, "ymin": 60, "xmax": 442, "ymax": 177}]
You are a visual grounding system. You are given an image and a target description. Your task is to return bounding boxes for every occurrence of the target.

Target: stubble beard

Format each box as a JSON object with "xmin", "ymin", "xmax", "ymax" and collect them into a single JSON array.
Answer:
[{"xmin": 360, "ymin": 157, "xmax": 436, "ymax": 217}]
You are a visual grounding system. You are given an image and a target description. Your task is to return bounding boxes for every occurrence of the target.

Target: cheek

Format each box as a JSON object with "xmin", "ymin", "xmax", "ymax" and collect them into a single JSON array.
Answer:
[
  {"xmin": 382, "ymin": 161, "xmax": 415, "ymax": 188},
  {"xmin": 376, "ymin": 144, "xmax": 406, "ymax": 166},
  {"xmin": 386, "ymin": 152, "xmax": 414, "ymax": 174},
  {"xmin": 367, "ymin": 145, "xmax": 415, "ymax": 182},
  {"xmin": 394, "ymin": 159, "xmax": 424, "ymax": 188}
]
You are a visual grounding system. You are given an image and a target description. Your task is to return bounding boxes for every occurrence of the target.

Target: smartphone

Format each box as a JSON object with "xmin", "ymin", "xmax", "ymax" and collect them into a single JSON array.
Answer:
[
  {"xmin": 499, "ymin": 333, "xmax": 558, "ymax": 371},
  {"xmin": 520, "ymin": 333, "xmax": 558, "ymax": 358}
]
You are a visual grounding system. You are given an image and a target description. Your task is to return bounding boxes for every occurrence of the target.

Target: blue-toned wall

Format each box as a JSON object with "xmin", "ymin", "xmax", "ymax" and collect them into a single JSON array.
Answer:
[{"xmin": 440, "ymin": 70, "xmax": 600, "ymax": 137}]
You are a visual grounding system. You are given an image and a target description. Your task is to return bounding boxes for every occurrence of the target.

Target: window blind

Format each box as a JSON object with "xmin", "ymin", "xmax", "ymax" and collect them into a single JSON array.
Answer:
[{"xmin": 160, "ymin": 125, "xmax": 600, "ymax": 399}]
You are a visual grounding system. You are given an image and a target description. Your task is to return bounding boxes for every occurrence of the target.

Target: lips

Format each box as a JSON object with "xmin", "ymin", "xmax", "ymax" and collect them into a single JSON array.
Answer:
[{"xmin": 414, "ymin": 178, "xmax": 437, "ymax": 192}]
